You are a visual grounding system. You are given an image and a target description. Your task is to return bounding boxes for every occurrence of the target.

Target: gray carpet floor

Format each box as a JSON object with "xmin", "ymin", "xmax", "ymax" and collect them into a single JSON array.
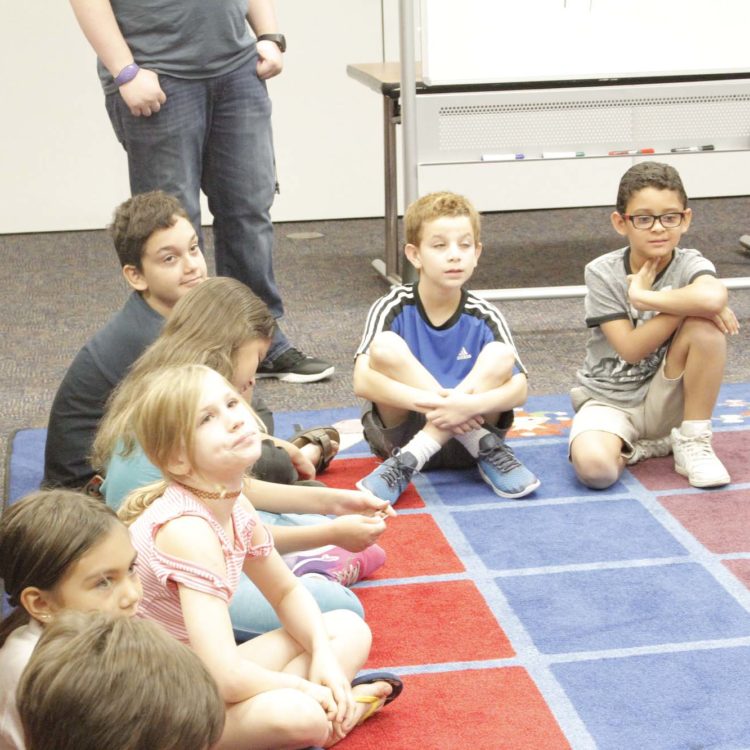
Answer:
[{"xmin": 2, "ymin": 196, "xmax": 749, "ymax": 498}]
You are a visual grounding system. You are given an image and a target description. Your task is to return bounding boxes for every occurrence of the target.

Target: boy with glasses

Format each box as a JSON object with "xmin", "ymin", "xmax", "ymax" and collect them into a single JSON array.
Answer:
[{"xmin": 569, "ymin": 161, "xmax": 739, "ymax": 489}]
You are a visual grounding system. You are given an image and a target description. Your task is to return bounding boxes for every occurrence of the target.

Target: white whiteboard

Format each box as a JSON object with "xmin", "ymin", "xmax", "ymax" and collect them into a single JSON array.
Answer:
[{"xmin": 421, "ymin": 0, "xmax": 750, "ymax": 86}]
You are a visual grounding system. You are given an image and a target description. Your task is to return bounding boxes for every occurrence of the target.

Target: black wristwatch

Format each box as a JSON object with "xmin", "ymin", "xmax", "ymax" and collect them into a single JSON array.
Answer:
[{"xmin": 257, "ymin": 33, "xmax": 286, "ymax": 53}]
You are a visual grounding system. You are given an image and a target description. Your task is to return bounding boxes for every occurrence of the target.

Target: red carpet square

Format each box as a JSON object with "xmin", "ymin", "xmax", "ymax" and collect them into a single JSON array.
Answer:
[
  {"xmin": 325, "ymin": 457, "xmax": 425, "ymax": 509},
  {"xmin": 339, "ymin": 668, "xmax": 571, "ymax": 750},
  {"xmin": 660, "ymin": 489, "xmax": 750, "ymax": 553},
  {"xmin": 368, "ymin": 513, "xmax": 464, "ymax": 580},
  {"xmin": 630, "ymin": 431, "xmax": 750, "ymax": 491},
  {"xmin": 724, "ymin": 559, "xmax": 750, "ymax": 590},
  {"xmin": 357, "ymin": 580, "xmax": 514, "ymax": 667}
]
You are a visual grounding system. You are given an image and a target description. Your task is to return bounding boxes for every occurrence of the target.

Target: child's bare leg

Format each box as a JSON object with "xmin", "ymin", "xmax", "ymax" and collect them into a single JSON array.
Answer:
[
  {"xmin": 455, "ymin": 341, "xmax": 520, "ymax": 427},
  {"xmin": 237, "ymin": 610, "xmax": 369, "ymax": 678},
  {"xmin": 571, "ymin": 431, "xmax": 625, "ymax": 489},
  {"xmin": 457, "ymin": 341, "xmax": 516, "ymax": 393},
  {"xmin": 237, "ymin": 611, "xmax": 391, "ymax": 747},
  {"xmin": 664, "ymin": 317, "xmax": 726, "ymax": 419},
  {"xmin": 219, "ymin": 689, "xmax": 329, "ymax": 750},
  {"xmin": 367, "ymin": 331, "xmax": 443, "ymax": 428},
  {"xmin": 665, "ymin": 317, "xmax": 730, "ymax": 487},
  {"xmin": 281, "ymin": 610, "xmax": 371, "ymax": 679},
  {"xmin": 299, "ymin": 440, "xmax": 339, "ymax": 466},
  {"xmin": 368, "ymin": 330, "xmax": 441, "ymax": 388}
]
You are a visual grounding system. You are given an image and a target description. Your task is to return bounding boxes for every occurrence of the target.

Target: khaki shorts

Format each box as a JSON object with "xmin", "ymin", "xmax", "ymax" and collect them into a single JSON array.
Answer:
[{"xmin": 568, "ymin": 358, "xmax": 684, "ymax": 458}]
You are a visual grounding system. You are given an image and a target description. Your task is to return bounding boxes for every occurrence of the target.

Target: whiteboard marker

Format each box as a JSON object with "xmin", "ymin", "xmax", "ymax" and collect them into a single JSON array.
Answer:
[
  {"xmin": 481, "ymin": 153, "xmax": 525, "ymax": 161},
  {"xmin": 541, "ymin": 151, "xmax": 585, "ymax": 159},
  {"xmin": 670, "ymin": 145, "xmax": 715, "ymax": 153},
  {"xmin": 608, "ymin": 148, "xmax": 655, "ymax": 156}
]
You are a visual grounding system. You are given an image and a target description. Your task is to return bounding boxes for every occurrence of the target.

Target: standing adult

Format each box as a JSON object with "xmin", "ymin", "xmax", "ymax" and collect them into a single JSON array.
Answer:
[{"xmin": 69, "ymin": 0, "xmax": 334, "ymax": 383}]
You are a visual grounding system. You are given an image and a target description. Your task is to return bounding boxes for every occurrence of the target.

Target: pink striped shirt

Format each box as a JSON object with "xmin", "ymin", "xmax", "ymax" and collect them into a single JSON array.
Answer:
[{"xmin": 129, "ymin": 483, "xmax": 273, "ymax": 644}]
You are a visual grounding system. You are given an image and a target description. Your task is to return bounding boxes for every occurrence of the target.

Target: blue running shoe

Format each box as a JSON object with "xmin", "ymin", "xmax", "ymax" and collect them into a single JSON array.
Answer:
[
  {"xmin": 356, "ymin": 450, "xmax": 417, "ymax": 505},
  {"xmin": 477, "ymin": 433, "xmax": 540, "ymax": 499}
]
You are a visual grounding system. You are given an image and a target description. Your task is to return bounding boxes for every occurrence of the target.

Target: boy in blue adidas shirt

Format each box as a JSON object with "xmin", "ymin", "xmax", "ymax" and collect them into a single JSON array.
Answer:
[{"xmin": 353, "ymin": 191, "xmax": 539, "ymax": 504}]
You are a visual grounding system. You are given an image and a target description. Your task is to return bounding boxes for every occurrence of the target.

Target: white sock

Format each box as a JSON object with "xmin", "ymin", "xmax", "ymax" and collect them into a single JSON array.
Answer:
[
  {"xmin": 401, "ymin": 431, "xmax": 442, "ymax": 470},
  {"xmin": 454, "ymin": 428, "xmax": 491, "ymax": 458},
  {"xmin": 680, "ymin": 419, "xmax": 711, "ymax": 438}
]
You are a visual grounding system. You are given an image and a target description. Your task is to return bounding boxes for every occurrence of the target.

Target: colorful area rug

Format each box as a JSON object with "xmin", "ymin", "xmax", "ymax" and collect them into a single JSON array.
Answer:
[{"xmin": 5, "ymin": 385, "xmax": 750, "ymax": 748}]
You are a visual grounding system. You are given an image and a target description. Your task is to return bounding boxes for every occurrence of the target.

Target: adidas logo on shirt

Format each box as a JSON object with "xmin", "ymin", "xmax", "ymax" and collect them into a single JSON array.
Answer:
[{"xmin": 456, "ymin": 347, "xmax": 472, "ymax": 361}]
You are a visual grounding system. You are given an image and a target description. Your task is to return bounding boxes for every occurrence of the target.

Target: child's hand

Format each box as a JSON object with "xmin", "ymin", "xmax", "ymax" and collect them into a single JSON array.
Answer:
[
  {"xmin": 309, "ymin": 652, "xmax": 354, "ymax": 727},
  {"xmin": 627, "ymin": 259, "xmax": 658, "ymax": 310},
  {"xmin": 417, "ymin": 389, "xmax": 483, "ymax": 432},
  {"xmin": 299, "ymin": 679, "xmax": 338, "ymax": 722},
  {"xmin": 711, "ymin": 305, "xmax": 740, "ymax": 335},
  {"xmin": 326, "ymin": 489, "xmax": 397, "ymax": 518},
  {"xmin": 330, "ymin": 514, "xmax": 387, "ymax": 551}
]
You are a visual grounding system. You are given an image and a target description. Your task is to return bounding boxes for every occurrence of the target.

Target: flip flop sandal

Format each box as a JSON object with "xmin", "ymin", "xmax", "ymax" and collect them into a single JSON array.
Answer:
[
  {"xmin": 291, "ymin": 425, "xmax": 340, "ymax": 473},
  {"xmin": 351, "ymin": 671, "xmax": 403, "ymax": 724}
]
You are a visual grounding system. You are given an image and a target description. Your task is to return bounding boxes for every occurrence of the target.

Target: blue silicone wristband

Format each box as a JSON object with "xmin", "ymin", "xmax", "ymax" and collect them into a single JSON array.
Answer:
[{"xmin": 114, "ymin": 63, "xmax": 140, "ymax": 87}]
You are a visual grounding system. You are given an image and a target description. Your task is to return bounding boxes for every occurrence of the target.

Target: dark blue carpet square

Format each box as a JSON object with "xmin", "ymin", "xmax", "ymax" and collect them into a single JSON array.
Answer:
[
  {"xmin": 497, "ymin": 563, "xmax": 750, "ymax": 653},
  {"xmin": 552, "ymin": 647, "xmax": 750, "ymax": 750},
  {"xmin": 456, "ymin": 498, "xmax": 688, "ymax": 570}
]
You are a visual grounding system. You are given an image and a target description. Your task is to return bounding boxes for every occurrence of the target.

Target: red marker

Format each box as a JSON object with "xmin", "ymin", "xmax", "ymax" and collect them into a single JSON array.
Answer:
[{"xmin": 608, "ymin": 148, "xmax": 656, "ymax": 156}]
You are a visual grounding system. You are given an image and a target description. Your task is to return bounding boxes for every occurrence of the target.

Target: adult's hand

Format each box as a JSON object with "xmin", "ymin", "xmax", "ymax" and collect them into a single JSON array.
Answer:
[
  {"xmin": 119, "ymin": 68, "xmax": 166, "ymax": 117},
  {"xmin": 256, "ymin": 39, "xmax": 283, "ymax": 79}
]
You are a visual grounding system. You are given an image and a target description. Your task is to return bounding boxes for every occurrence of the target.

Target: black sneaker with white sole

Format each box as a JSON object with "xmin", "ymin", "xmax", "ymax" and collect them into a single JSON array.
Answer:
[{"xmin": 256, "ymin": 347, "xmax": 335, "ymax": 383}]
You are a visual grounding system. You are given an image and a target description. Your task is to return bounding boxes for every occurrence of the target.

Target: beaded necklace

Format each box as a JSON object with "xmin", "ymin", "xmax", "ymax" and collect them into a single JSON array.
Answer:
[{"xmin": 175, "ymin": 482, "xmax": 242, "ymax": 501}]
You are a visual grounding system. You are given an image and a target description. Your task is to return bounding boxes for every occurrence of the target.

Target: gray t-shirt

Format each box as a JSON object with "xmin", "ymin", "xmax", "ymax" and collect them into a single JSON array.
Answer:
[
  {"xmin": 575, "ymin": 246, "xmax": 716, "ymax": 407},
  {"xmin": 98, "ymin": 0, "xmax": 255, "ymax": 93}
]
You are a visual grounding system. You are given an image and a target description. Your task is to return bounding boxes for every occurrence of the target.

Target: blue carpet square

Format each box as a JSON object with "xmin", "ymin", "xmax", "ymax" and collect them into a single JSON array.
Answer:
[
  {"xmin": 456, "ymin": 498, "xmax": 688, "ymax": 570},
  {"xmin": 427, "ymin": 438, "xmax": 624, "ymax": 505},
  {"xmin": 552, "ymin": 647, "xmax": 750, "ymax": 750},
  {"xmin": 497, "ymin": 563, "xmax": 750, "ymax": 654},
  {"xmin": 6, "ymin": 429, "xmax": 46, "ymax": 506}
]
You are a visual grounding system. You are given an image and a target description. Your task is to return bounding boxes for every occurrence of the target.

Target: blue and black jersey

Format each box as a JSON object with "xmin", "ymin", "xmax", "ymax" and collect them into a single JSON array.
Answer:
[{"xmin": 355, "ymin": 283, "xmax": 526, "ymax": 387}]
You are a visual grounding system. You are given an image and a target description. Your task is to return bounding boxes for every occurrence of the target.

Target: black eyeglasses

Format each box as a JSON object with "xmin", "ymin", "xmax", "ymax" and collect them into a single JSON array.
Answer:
[{"xmin": 621, "ymin": 212, "xmax": 686, "ymax": 230}]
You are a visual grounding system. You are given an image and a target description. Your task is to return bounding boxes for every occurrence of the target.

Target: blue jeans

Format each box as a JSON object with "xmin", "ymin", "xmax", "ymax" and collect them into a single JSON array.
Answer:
[
  {"xmin": 229, "ymin": 573, "xmax": 364, "ymax": 642},
  {"xmin": 105, "ymin": 54, "xmax": 290, "ymax": 362},
  {"xmin": 232, "ymin": 509, "xmax": 364, "ymax": 640}
]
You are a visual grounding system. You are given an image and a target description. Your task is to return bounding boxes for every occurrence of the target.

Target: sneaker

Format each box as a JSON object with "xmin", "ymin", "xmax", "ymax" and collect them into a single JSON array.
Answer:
[
  {"xmin": 626, "ymin": 436, "xmax": 673, "ymax": 465},
  {"xmin": 286, "ymin": 544, "xmax": 386, "ymax": 586},
  {"xmin": 671, "ymin": 427, "xmax": 730, "ymax": 488},
  {"xmin": 256, "ymin": 347, "xmax": 334, "ymax": 383},
  {"xmin": 476, "ymin": 433, "xmax": 540, "ymax": 499},
  {"xmin": 356, "ymin": 450, "xmax": 418, "ymax": 505}
]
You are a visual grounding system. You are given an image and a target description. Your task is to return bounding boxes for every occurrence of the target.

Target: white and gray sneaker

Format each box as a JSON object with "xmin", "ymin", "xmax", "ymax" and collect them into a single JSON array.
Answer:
[
  {"xmin": 626, "ymin": 436, "xmax": 673, "ymax": 466},
  {"xmin": 671, "ymin": 427, "xmax": 730, "ymax": 488}
]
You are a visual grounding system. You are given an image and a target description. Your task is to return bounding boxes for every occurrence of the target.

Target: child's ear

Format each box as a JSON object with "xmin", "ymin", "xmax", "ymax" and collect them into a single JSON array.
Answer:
[
  {"xmin": 474, "ymin": 241, "xmax": 483, "ymax": 262},
  {"xmin": 680, "ymin": 207, "xmax": 693, "ymax": 234},
  {"xmin": 611, "ymin": 211, "xmax": 628, "ymax": 237},
  {"xmin": 165, "ymin": 450, "xmax": 191, "ymax": 478},
  {"xmin": 404, "ymin": 243, "xmax": 421, "ymax": 269},
  {"xmin": 19, "ymin": 587, "xmax": 57, "ymax": 623},
  {"xmin": 122, "ymin": 264, "xmax": 148, "ymax": 292}
]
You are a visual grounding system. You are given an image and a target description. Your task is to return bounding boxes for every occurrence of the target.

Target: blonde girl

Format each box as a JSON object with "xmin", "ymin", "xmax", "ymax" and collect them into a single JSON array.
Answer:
[
  {"xmin": 0, "ymin": 490, "xmax": 142, "ymax": 750},
  {"xmin": 92, "ymin": 277, "xmax": 392, "ymax": 637},
  {"xmin": 121, "ymin": 364, "xmax": 402, "ymax": 749}
]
